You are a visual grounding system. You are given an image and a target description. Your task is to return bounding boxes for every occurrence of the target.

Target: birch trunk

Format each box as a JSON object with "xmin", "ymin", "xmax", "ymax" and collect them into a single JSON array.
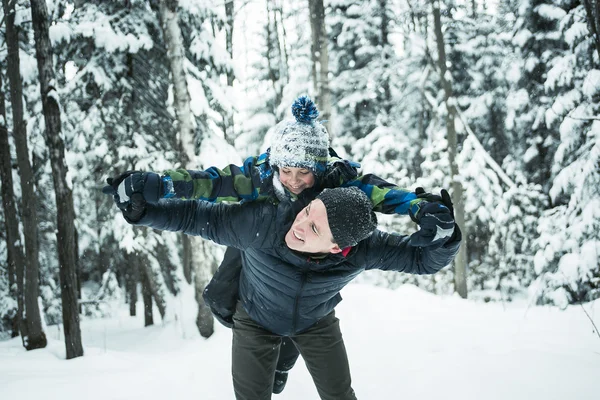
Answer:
[
  {"xmin": 308, "ymin": 0, "xmax": 331, "ymax": 131},
  {"xmin": 158, "ymin": 0, "xmax": 214, "ymax": 338},
  {"xmin": 30, "ymin": 0, "xmax": 82, "ymax": 357},
  {"xmin": 3, "ymin": 0, "xmax": 45, "ymax": 349},
  {"xmin": 431, "ymin": 0, "xmax": 468, "ymax": 298},
  {"xmin": 0, "ymin": 71, "xmax": 25, "ymax": 339},
  {"xmin": 223, "ymin": 0, "xmax": 235, "ymax": 145}
]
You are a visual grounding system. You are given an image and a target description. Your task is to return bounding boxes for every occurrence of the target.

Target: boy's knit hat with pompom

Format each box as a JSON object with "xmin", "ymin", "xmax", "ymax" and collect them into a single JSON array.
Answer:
[{"xmin": 269, "ymin": 96, "xmax": 330, "ymax": 177}]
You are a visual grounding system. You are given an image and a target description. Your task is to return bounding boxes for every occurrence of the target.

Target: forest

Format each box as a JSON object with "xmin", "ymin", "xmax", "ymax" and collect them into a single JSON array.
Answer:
[{"xmin": 0, "ymin": 0, "xmax": 598, "ymax": 360}]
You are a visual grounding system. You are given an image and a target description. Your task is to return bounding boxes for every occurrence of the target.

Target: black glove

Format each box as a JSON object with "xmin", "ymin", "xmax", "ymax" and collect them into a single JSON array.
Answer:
[
  {"xmin": 102, "ymin": 171, "xmax": 163, "ymax": 205},
  {"xmin": 409, "ymin": 188, "xmax": 455, "ymax": 247},
  {"xmin": 102, "ymin": 171, "xmax": 161, "ymax": 222}
]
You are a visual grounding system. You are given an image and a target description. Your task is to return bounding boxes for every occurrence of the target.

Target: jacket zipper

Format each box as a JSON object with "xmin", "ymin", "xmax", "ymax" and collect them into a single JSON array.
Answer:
[{"xmin": 291, "ymin": 270, "xmax": 309, "ymax": 333}]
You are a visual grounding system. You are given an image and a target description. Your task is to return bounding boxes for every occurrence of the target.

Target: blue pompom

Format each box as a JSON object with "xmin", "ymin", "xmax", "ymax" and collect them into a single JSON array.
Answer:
[{"xmin": 291, "ymin": 96, "xmax": 319, "ymax": 124}]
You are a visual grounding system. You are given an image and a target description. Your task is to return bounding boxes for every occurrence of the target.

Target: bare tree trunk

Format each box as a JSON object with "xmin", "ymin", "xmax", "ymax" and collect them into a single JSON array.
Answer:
[
  {"xmin": 140, "ymin": 254, "xmax": 167, "ymax": 320},
  {"xmin": 308, "ymin": 0, "xmax": 331, "ymax": 131},
  {"xmin": 584, "ymin": 0, "xmax": 600, "ymax": 63},
  {"xmin": 265, "ymin": 0, "xmax": 282, "ymax": 112},
  {"xmin": 378, "ymin": 0, "xmax": 391, "ymax": 116},
  {"xmin": 225, "ymin": 0, "xmax": 235, "ymax": 86},
  {"xmin": 194, "ymin": 240, "xmax": 215, "ymax": 337},
  {"xmin": 274, "ymin": 1, "xmax": 290, "ymax": 81},
  {"xmin": 157, "ymin": 0, "xmax": 214, "ymax": 338},
  {"xmin": 140, "ymin": 262, "xmax": 154, "ymax": 327},
  {"xmin": 431, "ymin": 0, "xmax": 468, "ymax": 299},
  {"xmin": 223, "ymin": 0, "xmax": 235, "ymax": 145},
  {"xmin": 30, "ymin": 0, "xmax": 83, "ymax": 358},
  {"xmin": 123, "ymin": 251, "xmax": 137, "ymax": 316},
  {"xmin": 3, "ymin": 0, "xmax": 45, "ymax": 350},
  {"xmin": 0, "ymin": 71, "xmax": 26, "ymax": 340},
  {"xmin": 182, "ymin": 234, "xmax": 193, "ymax": 284},
  {"xmin": 159, "ymin": 0, "xmax": 195, "ymax": 165},
  {"xmin": 309, "ymin": 0, "xmax": 319, "ymax": 97}
]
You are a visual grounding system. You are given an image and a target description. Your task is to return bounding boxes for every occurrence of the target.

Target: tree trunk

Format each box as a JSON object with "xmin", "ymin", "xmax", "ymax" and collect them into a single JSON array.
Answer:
[
  {"xmin": 378, "ymin": 0, "xmax": 391, "ymax": 116},
  {"xmin": 158, "ymin": 0, "xmax": 195, "ymax": 166},
  {"xmin": 308, "ymin": 0, "xmax": 331, "ymax": 132},
  {"xmin": 158, "ymin": 0, "xmax": 213, "ymax": 338},
  {"xmin": 223, "ymin": 0, "xmax": 235, "ymax": 145},
  {"xmin": 583, "ymin": 0, "xmax": 600, "ymax": 63},
  {"xmin": 182, "ymin": 234, "xmax": 193, "ymax": 284},
  {"xmin": 194, "ymin": 239, "xmax": 215, "ymax": 338},
  {"xmin": 124, "ymin": 251, "xmax": 138, "ymax": 317},
  {"xmin": 225, "ymin": 0, "xmax": 235, "ymax": 86},
  {"xmin": 140, "ymin": 264, "xmax": 154, "ymax": 327},
  {"xmin": 431, "ymin": 0, "xmax": 468, "ymax": 298},
  {"xmin": 0, "ymin": 71, "xmax": 26, "ymax": 340},
  {"xmin": 275, "ymin": 2, "xmax": 290, "ymax": 80},
  {"xmin": 140, "ymin": 254, "xmax": 167, "ymax": 320},
  {"xmin": 3, "ymin": 0, "xmax": 45, "ymax": 350},
  {"xmin": 30, "ymin": 0, "xmax": 82, "ymax": 358}
]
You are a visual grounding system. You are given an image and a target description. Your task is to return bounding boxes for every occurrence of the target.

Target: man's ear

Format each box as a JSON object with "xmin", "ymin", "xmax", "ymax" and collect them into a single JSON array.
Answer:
[{"xmin": 330, "ymin": 244, "xmax": 342, "ymax": 254}]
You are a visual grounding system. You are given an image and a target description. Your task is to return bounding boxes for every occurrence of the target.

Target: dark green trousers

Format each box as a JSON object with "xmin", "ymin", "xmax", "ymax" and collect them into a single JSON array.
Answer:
[{"xmin": 232, "ymin": 302, "xmax": 357, "ymax": 400}]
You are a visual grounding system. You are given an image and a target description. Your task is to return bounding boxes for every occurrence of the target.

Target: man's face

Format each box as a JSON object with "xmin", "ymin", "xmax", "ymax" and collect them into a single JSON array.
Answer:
[
  {"xmin": 285, "ymin": 199, "xmax": 342, "ymax": 254},
  {"xmin": 279, "ymin": 166, "xmax": 316, "ymax": 195}
]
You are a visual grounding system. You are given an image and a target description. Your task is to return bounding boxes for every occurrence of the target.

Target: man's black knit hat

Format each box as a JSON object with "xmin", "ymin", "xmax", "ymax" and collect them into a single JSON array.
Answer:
[{"xmin": 317, "ymin": 187, "xmax": 377, "ymax": 249}]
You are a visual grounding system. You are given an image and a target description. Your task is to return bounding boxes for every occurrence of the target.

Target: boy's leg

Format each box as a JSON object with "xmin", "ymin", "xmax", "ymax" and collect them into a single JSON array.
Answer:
[
  {"xmin": 232, "ymin": 302, "xmax": 280, "ymax": 400},
  {"xmin": 273, "ymin": 337, "xmax": 301, "ymax": 394},
  {"xmin": 292, "ymin": 311, "xmax": 357, "ymax": 400},
  {"xmin": 203, "ymin": 246, "xmax": 243, "ymax": 327}
]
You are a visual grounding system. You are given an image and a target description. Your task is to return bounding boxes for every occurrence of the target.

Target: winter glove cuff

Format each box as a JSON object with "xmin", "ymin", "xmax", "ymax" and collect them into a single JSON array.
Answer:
[{"xmin": 142, "ymin": 172, "xmax": 162, "ymax": 204}]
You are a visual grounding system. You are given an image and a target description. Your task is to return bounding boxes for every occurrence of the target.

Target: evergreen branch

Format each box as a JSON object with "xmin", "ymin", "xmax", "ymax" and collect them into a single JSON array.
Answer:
[
  {"xmin": 454, "ymin": 108, "xmax": 517, "ymax": 189},
  {"xmin": 565, "ymin": 114, "xmax": 600, "ymax": 121},
  {"xmin": 418, "ymin": 57, "xmax": 518, "ymax": 190}
]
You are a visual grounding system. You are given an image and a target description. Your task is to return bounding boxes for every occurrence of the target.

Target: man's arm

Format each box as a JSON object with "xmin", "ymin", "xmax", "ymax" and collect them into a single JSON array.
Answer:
[
  {"xmin": 361, "ymin": 225, "xmax": 462, "ymax": 275},
  {"xmin": 130, "ymin": 200, "xmax": 273, "ymax": 250}
]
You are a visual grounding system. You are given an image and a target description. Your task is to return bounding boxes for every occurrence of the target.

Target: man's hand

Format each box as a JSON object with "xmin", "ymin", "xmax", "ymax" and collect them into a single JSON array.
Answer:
[{"xmin": 409, "ymin": 189, "xmax": 455, "ymax": 247}]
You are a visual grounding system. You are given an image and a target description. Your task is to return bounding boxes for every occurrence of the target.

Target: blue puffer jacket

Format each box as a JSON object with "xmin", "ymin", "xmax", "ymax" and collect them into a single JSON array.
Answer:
[{"xmin": 133, "ymin": 199, "xmax": 461, "ymax": 336}]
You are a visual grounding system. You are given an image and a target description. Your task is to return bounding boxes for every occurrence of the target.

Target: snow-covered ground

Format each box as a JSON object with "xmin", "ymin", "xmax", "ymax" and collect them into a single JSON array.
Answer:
[{"xmin": 1, "ymin": 284, "xmax": 599, "ymax": 400}]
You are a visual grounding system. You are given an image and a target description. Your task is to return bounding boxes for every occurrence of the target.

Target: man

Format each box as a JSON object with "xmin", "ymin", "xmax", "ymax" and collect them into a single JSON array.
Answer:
[{"xmin": 107, "ymin": 183, "xmax": 460, "ymax": 400}]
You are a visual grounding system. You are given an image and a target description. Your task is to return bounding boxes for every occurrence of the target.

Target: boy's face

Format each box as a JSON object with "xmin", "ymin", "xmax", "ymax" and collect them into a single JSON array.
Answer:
[
  {"xmin": 279, "ymin": 166, "xmax": 315, "ymax": 195},
  {"xmin": 285, "ymin": 200, "xmax": 342, "ymax": 254}
]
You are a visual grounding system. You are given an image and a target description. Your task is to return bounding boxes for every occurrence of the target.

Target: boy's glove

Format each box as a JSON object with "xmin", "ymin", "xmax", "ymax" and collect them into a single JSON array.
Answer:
[
  {"xmin": 409, "ymin": 188, "xmax": 455, "ymax": 247},
  {"xmin": 102, "ymin": 171, "xmax": 163, "ymax": 205},
  {"xmin": 102, "ymin": 171, "xmax": 159, "ymax": 222}
]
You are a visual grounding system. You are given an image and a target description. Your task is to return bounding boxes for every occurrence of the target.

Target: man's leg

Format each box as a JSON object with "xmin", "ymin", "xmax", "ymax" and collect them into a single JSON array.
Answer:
[
  {"xmin": 273, "ymin": 336, "xmax": 301, "ymax": 394},
  {"xmin": 292, "ymin": 311, "xmax": 357, "ymax": 400},
  {"xmin": 232, "ymin": 302, "xmax": 280, "ymax": 400}
]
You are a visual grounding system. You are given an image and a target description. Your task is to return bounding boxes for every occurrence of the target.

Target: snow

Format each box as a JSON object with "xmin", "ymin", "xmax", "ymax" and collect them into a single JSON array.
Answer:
[
  {"xmin": 582, "ymin": 69, "xmax": 600, "ymax": 100},
  {"xmin": 534, "ymin": 4, "xmax": 567, "ymax": 21},
  {"xmin": 49, "ymin": 21, "xmax": 72, "ymax": 45},
  {"xmin": 1, "ymin": 284, "xmax": 598, "ymax": 400}
]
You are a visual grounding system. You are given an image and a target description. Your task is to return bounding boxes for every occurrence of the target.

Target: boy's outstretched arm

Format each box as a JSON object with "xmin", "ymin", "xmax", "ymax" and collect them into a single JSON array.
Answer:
[
  {"xmin": 342, "ymin": 174, "xmax": 422, "ymax": 216},
  {"xmin": 106, "ymin": 154, "xmax": 272, "ymax": 205},
  {"xmin": 162, "ymin": 154, "xmax": 271, "ymax": 202}
]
